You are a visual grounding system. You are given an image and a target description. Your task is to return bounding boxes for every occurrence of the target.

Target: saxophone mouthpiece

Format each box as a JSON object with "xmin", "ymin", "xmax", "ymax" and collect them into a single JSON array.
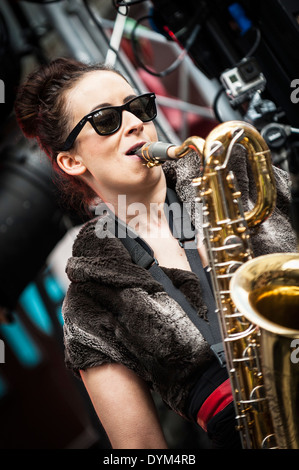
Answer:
[{"xmin": 135, "ymin": 141, "xmax": 176, "ymax": 167}]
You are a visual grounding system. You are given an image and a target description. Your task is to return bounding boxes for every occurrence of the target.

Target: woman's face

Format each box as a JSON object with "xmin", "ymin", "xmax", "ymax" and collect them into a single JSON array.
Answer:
[{"xmin": 59, "ymin": 70, "xmax": 162, "ymax": 201}]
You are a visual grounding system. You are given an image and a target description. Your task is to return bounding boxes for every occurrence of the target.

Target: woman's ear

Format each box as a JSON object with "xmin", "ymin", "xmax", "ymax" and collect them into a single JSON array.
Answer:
[{"xmin": 56, "ymin": 152, "xmax": 87, "ymax": 176}]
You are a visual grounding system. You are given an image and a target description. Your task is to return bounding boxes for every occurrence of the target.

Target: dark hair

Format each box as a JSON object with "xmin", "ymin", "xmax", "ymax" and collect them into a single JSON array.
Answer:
[{"xmin": 14, "ymin": 57, "xmax": 126, "ymax": 214}]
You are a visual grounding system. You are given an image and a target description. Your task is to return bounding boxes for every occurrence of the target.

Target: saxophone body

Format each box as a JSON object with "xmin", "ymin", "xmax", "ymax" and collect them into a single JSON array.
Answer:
[
  {"xmin": 137, "ymin": 120, "xmax": 299, "ymax": 449},
  {"xmin": 192, "ymin": 121, "xmax": 277, "ymax": 449}
]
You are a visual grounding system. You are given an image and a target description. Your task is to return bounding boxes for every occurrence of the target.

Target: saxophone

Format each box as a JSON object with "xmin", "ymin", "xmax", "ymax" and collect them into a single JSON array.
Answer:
[{"xmin": 137, "ymin": 120, "xmax": 299, "ymax": 449}]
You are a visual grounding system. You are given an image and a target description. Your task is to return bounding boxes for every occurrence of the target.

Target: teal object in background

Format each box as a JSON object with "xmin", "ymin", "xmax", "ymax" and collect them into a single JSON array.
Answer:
[
  {"xmin": 43, "ymin": 271, "xmax": 65, "ymax": 326},
  {"xmin": 44, "ymin": 271, "xmax": 65, "ymax": 303},
  {"xmin": 0, "ymin": 374, "xmax": 8, "ymax": 398},
  {"xmin": 19, "ymin": 283, "xmax": 54, "ymax": 335},
  {"xmin": 0, "ymin": 267, "xmax": 65, "ymax": 370}
]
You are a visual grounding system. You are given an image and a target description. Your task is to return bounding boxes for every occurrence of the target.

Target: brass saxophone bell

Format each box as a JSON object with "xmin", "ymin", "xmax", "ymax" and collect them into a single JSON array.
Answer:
[{"xmin": 230, "ymin": 253, "xmax": 299, "ymax": 449}]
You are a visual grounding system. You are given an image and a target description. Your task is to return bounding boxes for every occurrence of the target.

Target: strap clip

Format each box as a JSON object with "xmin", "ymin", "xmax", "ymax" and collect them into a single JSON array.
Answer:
[{"xmin": 210, "ymin": 343, "xmax": 226, "ymax": 367}]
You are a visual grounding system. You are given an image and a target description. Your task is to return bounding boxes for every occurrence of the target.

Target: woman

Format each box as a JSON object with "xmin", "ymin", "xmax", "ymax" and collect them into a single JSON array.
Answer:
[{"xmin": 14, "ymin": 57, "xmax": 297, "ymax": 449}]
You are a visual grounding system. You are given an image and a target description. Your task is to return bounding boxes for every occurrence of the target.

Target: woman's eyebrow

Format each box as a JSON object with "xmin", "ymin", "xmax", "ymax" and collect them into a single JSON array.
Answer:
[
  {"xmin": 90, "ymin": 102, "xmax": 110, "ymax": 112},
  {"xmin": 90, "ymin": 94, "xmax": 137, "ymax": 113},
  {"xmin": 123, "ymin": 94, "xmax": 137, "ymax": 103}
]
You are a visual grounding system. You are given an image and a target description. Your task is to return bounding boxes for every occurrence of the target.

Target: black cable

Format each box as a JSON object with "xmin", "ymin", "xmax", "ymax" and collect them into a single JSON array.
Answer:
[
  {"xmin": 82, "ymin": 0, "xmax": 145, "ymax": 93},
  {"xmin": 244, "ymin": 27, "xmax": 261, "ymax": 58},
  {"xmin": 82, "ymin": 0, "xmax": 124, "ymax": 61},
  {"xmin": 131, "ymin": 15, "xmax": 201, "ymax": 78},
  {"xmin": 212, "ymin": 86, "xmax": 225, "ymax": 123},
  {"xmin": 113, "ymin": 0, "xmax": 146, "ymax": 16},
  {"xmin": 0, "ymin": 10, "xmax": 9, "ymax": 58}
]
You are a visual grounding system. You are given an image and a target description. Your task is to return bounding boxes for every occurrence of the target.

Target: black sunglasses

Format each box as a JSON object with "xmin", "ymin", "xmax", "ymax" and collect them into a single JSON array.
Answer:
[{"xmin": 61, "ymin": 93, "xmax": 157, "ymax": 151}]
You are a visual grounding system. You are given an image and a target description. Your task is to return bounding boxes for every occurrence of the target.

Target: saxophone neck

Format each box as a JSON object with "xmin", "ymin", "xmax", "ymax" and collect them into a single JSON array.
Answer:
[
  {"xmin": 136, "ymin": 137, "xmax": 205, "ymax": 167},
  {"xmin": 203, "ymin": 120, "xmax": 277, "ymax": 227}
]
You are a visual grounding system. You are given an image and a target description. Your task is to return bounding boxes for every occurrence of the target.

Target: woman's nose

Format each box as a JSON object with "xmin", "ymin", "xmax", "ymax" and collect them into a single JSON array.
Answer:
[{"xmin": 123, "ymin": 110, "xmax": 144, "ymax": 134}]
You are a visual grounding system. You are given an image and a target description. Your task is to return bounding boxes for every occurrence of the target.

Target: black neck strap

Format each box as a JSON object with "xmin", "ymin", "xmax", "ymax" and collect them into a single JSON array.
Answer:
[{"xmin": 105, "ymin": 189, "xmax": 226, "ymax": 367}]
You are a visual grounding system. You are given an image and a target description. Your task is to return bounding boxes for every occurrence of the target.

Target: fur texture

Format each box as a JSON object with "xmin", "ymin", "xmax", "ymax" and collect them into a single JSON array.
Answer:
[{"xmin": 62, "ymin": 148, "xmax": 297, "ymax": 417}]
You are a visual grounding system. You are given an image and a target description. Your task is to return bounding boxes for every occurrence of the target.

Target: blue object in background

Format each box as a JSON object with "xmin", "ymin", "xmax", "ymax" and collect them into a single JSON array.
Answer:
[{"xmin": 228, "ymin": 3, "xmax": 252, "ymax": 35}]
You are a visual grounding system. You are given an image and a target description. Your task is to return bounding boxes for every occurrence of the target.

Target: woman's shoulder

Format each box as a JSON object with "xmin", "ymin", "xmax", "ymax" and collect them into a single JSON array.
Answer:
[
  {"xmin": 66, "ymin": 214, "xmax": 164, "ymax": 290},
  {"xmin": 72, "ymin": 216, "xmax": 98, "ymax": 254},
  {"xmin": 66, "ymin": 214, "xmax": 130, "ymax": 283},
  {"xmin": 71, "ymin": 213, "xmax": 122, "ymax": 257}
]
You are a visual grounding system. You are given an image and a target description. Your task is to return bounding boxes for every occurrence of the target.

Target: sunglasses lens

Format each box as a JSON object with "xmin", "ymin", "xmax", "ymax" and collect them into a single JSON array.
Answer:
[
  {"xmin": 92, "ymin": 95, "xmax": 156, "ymax": 136},
  {"xmin": 93, "ymin": 108, "xmax": 120, "ymax": 135},
  {"xmin": 130, "ymin": 95, "xmax": 156, "ymax": 121}
]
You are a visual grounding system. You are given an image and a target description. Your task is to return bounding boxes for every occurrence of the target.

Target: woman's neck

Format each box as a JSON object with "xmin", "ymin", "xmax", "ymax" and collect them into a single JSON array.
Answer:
[{"xmin": 103, "ymin": 172, "xmax": 169, "ymax": 238}]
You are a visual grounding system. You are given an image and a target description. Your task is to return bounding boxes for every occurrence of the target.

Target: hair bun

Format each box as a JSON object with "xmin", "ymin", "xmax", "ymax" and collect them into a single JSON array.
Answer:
[
  {"xmin": 14, "ymin": 58, "xmax": 82, "ymax": 138},
  {"xmin": 15, "ymin": 67, "xmax": 46, "ymax": 137}
]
